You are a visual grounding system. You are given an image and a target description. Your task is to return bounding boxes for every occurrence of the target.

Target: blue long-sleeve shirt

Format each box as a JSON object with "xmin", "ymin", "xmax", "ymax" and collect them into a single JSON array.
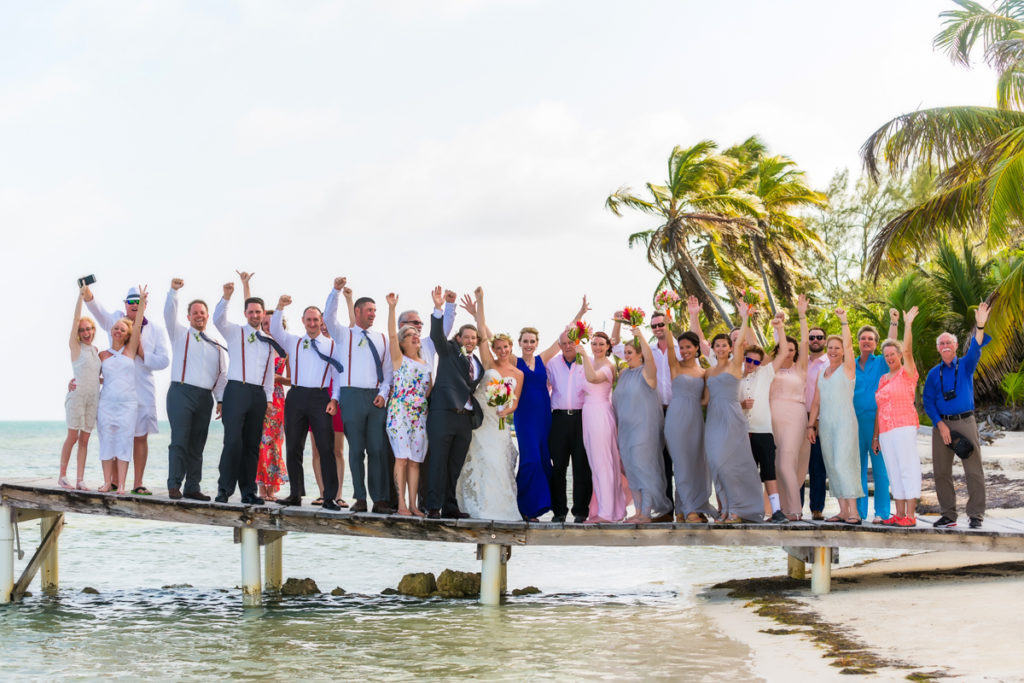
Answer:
[{"xmin": 922, "ymin": 334, "xmax": 991, "ymax": 425}]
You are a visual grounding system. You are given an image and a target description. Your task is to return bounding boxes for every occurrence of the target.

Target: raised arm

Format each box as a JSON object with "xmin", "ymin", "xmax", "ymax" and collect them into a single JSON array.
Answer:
[
  {"xmin": 345, "ymin": 284, "xmax": 356, "ymax": 327},
  {"xmin": 687, "ymin": 295, "xmax": 712, "ymax": 359},
  {"xmin": 902, "ymin": 306, "xmax": 919, "ymax": 377},
  {"xmin": 323, "ymin": 277, "xmax": 348, "ymax": 340},
  {"xmin": 386, "ymin": 292, "xmax": 402, "ymax": 370},
  {"xmin": 213, "ymin": 282, "xmax": 235, "ymax": 337},
  {"xmin": 82, "ymin": 285, "xmax": 117, "ymax": 332},
  {"xmin": 237, "ymin": 270, "xmax": 254, "ymax": 301},
  {"xmin": 466, "ymin": 288, "xmax": 496, "ymax": 370},
  {"xmin": 887, "ymin": 307, "xmax": 899, "ymax": 342},
  {"xmin": 633, "ymin": 327, "xmax": 658, "ymax": 389},
  {"xmin": 796, "ymin": 294, "xmax": 809, "ymax": 373},
  {"xmin": 770, "ymin": 312, "xmax": 788, "ymax": 371},
  {"xmin": 430, "ymin": 287, "xmax": 449, "ymax": 356},
  {"xmin": 442, "ymin": 289, "xmax": 457, "ymax": 337},
  {"xmin": 728, "ymin": 302, "xmax": 751, "ymax": 375},
  {"xmin": 124, "ymin": 286, "xmax": 148, "ymax": 360},
  {"xmin": 579, "ymin": 346, "xmax": 608, "ymax": 384},
  {"xmin": 70, "ymin": 287, "xmax": 87, "ymax": 359},
  {"xmin": 271, "ymin": 295, "xmax": 298, "ymax": 347},
  {"xmin": 164, "ymin": 279, "xmax": 186, "ymax": 340},
  {"xmin": 540, "ymin": 295, "xmax": 590, "ymax": 363},
  {"xmin": 836, "ymin": 308, "xmax": 855, "ymax": 379},
  {"xmin": 974, "ymin": 300, "xmax": 990, "ymax": 346}
]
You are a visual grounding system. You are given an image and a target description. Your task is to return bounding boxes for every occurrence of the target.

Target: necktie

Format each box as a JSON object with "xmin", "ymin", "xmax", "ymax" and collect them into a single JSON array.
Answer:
[
  {"xmin": 255, "ymin": 330, "xmax": 287, "ymax": 358},
  {"xmin": 310, "ymin": 337, "xmax": 344, "ymax": 373},
  {"xmin": 198, "ymin": 331, "xmax": 227, "ymax": 352},
  {"xmin": 362, "ymin": 329, "xmax": 385, "ymax": 384},
  {"xmin": 468, "ymin": 355, "xmax": 476, "ymax": 380}
]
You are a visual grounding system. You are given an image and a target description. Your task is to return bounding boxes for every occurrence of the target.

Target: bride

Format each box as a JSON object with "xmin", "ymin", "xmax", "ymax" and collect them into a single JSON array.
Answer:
[{"xmin": 456, "ymin": 287, "xmax": 524, "ymax": 521}]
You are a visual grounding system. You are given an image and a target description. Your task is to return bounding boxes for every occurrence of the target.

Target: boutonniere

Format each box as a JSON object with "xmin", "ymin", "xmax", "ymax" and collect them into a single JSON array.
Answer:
[
  {"xmin": 358, "ymin": 336, "xmax": 366, "ymax": 347},
  {"xmin": 460, "ymin": 346, "xmax": 468, "ymax": 357},
  {"xmin": 247, "ymin": 332, "xmax": 256, "ymax": 343},
  {"xmin": 194, "ymin": 332, "xmax": 201, "ymax": 342},
  {"xmin": 303, "ymin": 339, "xmax": 310, "ymax": 350}
]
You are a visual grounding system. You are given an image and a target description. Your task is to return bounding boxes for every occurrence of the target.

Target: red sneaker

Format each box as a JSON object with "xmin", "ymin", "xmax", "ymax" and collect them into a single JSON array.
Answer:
[
  {"xmin": 880, "ymin": 515, "xmax": 901, "ymax": 526},
  {"xmin": 896, "ymin": 516, "xmax": 917, "ymax": 527}
]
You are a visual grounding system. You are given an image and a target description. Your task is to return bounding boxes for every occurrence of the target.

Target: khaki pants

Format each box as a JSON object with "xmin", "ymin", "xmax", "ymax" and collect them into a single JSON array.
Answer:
[{"xmin": 931, "ymin": 415, "xmax": 986, "ymax": 520}]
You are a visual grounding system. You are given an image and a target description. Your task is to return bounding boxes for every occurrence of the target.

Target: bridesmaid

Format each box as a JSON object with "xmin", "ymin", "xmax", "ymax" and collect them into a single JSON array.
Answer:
[
  {"xmin": 613, "ymin": 329, "xmax": 671, "ymax": 523},
  {"xmin": 385, "ymin": 292, "xmax": 431, "ymax": 517},
  {"xmin": 808, "ymin": 308, "xmax": 864, "ymax": 524},
  {"xmin": 769, "ymin": 294, "xmax": 810, "ymax": 521},
  {"xmin": 61, "ymin": 286, "xmax": 100, "ymax": 490},
  {"xmin": 514, "ymin": 297, "xmax": 590, "ymax": 520},
  {"xmin": 664, "ymin": 327, "xmax": 715, "ymax": 523},
  {"xmin": 702, "ymin": 301, "xmax": 764, "ymax": 523},
  {"xmin": 579, "ymin": 332, "xmax": 627, "ymax": 523}
]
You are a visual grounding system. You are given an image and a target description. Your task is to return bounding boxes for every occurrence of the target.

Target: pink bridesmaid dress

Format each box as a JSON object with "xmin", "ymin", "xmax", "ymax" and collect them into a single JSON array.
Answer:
[{"xmin": 582, "ymin": 364, "xmax": 627, "ymax": 521}]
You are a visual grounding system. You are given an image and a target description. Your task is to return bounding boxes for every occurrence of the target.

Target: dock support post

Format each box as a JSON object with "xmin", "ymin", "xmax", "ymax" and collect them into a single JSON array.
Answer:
[
  {"xmin": 264, "ymin": 532, "xmax": 283, "ymax": 593},
  {"xmin": 479, "ymin": 543, "xmax": 501, "ymax": 606},
  {"xmin": 40, "ymin": 514, "xmax": 61, "ymax": 595},
  {"xmin": 787, "ymin": 554, "xmax": 806, "ymax": 580},
  {"xmin": 811, "ymin": 547, "xmax": 831, "ymax": 595},
  {"xmin": 240, "ymin": 527, "xmax": 262, "ymax": 607},
  {"xmin": 1, "ymin": 505, "xmax": 12, "ymax": 604}
]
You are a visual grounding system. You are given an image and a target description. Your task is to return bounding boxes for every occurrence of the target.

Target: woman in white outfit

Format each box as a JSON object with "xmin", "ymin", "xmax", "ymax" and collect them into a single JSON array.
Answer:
[
  {"xmin": 97, "ymin": 286, "xmax": 148, "ymax": 493},
  {"xmin": 60, "ymin": 286, "xmax": 101, "ymax": 490}
]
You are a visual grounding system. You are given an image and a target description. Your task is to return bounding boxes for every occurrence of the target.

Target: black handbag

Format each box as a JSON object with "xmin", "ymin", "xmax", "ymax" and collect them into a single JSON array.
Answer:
[{"xmin": 948, "ymin": 430, "xmax": 974, "ymax": 459}]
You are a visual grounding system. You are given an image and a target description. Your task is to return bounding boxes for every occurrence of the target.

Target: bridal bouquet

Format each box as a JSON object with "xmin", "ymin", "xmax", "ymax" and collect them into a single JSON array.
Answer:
[
  {"xmin": 738, "ymin": 286, "xmax": 764, "ymax": 313},
  {"xmin": 615, "ymin": 306, "xmax": 646, "ymax": 327},
  {"xmin": 566, "ymin": 320, "xmax": 592, "ymax": 364},
  {"xmin": 654, "ymin": 289, "xmax": 680, "ymax": 312},
  {"xmin": 485, "ymin": 377, "xmax": 516, "ymax": 429}
]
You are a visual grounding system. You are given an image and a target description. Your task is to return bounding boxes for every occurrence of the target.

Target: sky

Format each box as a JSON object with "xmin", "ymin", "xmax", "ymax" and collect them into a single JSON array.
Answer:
[{"xmin": 0, "ymin": 0, "xmax": 997, "ymax": 420}]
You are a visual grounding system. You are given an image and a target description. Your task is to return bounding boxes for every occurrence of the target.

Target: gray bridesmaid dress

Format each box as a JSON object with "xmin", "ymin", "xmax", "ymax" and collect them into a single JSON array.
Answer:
[
  {"xmin": 704, "ymin": 372, "xmax": 765, "ymax": 521},
  {"xmin": 665, "ymin": 373, "xmax": 715, "ymax": 517},
  {"xmin": 612, "ymin": 367, "xmax": 670, "ymax": 517}
]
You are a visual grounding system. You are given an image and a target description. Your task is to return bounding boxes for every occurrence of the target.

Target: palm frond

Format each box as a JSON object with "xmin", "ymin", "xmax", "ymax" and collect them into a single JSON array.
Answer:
[
  {"xmin": 934, "ymin": 0, "xmax": 1024, "ymax": 67},
  {"xmin": 996, "ymin": 63, "xmax": 1024, "ymax": 109},
  {"xmin": 606, "ymin": 188, "xmax": 660, "ymax": 217}
]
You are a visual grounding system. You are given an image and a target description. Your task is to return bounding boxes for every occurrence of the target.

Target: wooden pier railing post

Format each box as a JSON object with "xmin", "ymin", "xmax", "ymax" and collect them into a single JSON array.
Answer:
[
  {"xmin": 811, "ymin": 547, "xmax": 831, "ymax": 594},
  {"xmin": 240, "ymin": 527, "xmax": 262, "ymax": 607},
  {"xmin": 1, "ymin": 504, "xmax": 13, "ymax": 604},
  {"xmin": 479, "ymin": 543, "xmax": 502, "ymax": 606}
]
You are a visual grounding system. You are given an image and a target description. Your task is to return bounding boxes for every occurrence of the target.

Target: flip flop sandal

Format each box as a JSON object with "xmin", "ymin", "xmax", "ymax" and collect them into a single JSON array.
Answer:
[
  {"xmin": 132, "ymin": 487, "xmax": 153, "ymax": 496},
  {"xmin": 335, "ymin": 499, "xmax": 349, "ymax": 508},
  {"xmin": 311, "ymin": 498, "xmax": 324, "ymax": 506},
  {"xmin": 825, "ymin": 515, "xmax": 844, "ymax": 523}
]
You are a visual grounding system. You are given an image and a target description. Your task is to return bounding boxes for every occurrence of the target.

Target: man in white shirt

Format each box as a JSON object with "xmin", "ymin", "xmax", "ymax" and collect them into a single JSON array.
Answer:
[
  {"xmin": 85, "ymin": 283, "xmax": 170, "ymax": 495},
  {"xmin": 546, "ymin": 332, "xmax": 592, "ymax": 523},
  {"xmin": 271, "ymin": 295, "xmax": 344, "ymax": 511},
  {"xmin": 213, "ymin": 282, "xmax": 282, "ymax": 505},
  {"xmin": 740, "ymin": 345, "xmax": 787, "ymax": 523},
  {"xmin": 325, "ymin": 277, "xmax": 394, "ymax": 514},
  {"xmin": 397, "ymin": 286, "xmax": 456, "ymax": 370},
  {"xmin": 164, "ymin": 279, "xmax": 227, "ymax": 501}
]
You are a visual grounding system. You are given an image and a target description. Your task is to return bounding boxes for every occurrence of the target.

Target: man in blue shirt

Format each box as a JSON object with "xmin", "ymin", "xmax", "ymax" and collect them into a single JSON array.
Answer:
[
  {"xmin": 853, "ymin": 311, "xmax": 899, "ymax": 522},
  {"xmin": 922, "ymin": 302, "xmax": 991, "ymax": 529}
]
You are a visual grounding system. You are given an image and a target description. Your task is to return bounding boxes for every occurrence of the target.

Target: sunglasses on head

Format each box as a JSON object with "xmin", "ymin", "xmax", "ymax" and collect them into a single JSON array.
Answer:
[
  {"xmin": 650, "ymin": 322, "xmax": 666, "ymax": 329},
  {"xmin": 744, "ymin": 357, "xmax": 762, "ymax": 366},
  {"xmin": 808, "ymin": 334, "xmax": 825, "ymax": 341}
]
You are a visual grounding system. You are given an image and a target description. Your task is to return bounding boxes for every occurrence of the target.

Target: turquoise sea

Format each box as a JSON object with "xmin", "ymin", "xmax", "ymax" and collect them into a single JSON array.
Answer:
[{"xmin": 0, "ymin": 421, "xmax": 899, "ymax": 680}]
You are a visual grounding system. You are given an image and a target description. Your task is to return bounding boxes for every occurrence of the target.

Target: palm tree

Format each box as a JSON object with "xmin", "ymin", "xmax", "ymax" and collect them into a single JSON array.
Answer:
[{"xmin": 606, "ymin": 140, "xmax": 761, "ymax": 324}]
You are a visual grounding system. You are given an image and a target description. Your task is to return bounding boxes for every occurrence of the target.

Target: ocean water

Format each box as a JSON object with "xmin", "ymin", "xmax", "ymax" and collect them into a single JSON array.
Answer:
[{"xmin": 0, "ymin": 421, "xmax": 899, "ymax": 680}]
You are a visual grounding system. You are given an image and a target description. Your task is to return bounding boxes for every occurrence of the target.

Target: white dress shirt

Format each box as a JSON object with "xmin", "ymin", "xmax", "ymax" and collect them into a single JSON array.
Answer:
[
  {"xmin": 547, "ymin": 354, "xmax": 586, "ymax": 410},
  {"xmin": 324, "ymin": 289, "xmax": 393, "ymax": 399},
  {"xmin": 87, "ymin": 295, "xmax": 171, "ymax": 410},
  {"xmin": 164, "ymin": 290, "xmax": 228, "ymax": 401},
  {"xmin": 270, "ymin": 310, "xmax": 341, "ymax": 390},
  {"xmin": 417, "ymin": 302, "xmax": 456, "ymax": 370},
  {"xmin": 213, "ymin": 298, "xmax": 276, "ymax": 401}
]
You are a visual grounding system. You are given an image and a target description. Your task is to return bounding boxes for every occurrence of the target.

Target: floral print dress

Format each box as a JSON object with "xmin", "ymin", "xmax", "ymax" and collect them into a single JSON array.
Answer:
[
  {"xmin": 257, "ymin": 356, "xmax": 288, "ymax": 493},
  {"xmin": 386, "ymin": 356, "xmax": 432, "ymax": 463}
]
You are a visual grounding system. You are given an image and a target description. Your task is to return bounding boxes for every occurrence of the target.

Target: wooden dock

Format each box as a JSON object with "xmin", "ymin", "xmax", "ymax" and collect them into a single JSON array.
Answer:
[{"xmin": 4, "ymin": 477, "xmax": 1024, "ymax": 606}]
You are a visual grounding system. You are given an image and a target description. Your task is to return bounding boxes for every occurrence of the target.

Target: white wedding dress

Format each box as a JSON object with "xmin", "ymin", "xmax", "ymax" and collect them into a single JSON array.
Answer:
[{"xmin": 457, "ymin": 369, "xmax": 522, "ymax": 520}]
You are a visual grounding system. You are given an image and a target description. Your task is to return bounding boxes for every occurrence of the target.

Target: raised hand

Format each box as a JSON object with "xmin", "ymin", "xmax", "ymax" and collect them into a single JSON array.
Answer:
[
  {"xmin": 578, "ymin": 295, "xmax": 591, "ymax": 317},
  {"xmin": 333, "ymin": 276, "xmax": 347, "ymax": 291},
  {"xmin": 138, "ymin": 285, "xmax": 149, "ymax": 309},
  {"xmin": 976, "ymin": 301, "xmax": 990, "ymax": 327},
  {"xmin": 431, "ymin": 285, "xmax": 443, "ymax": 308},
  {"xmin": 904, "ymin": 306, "xmax": 919, "ymax": 325},
  {"xmin": 770, "ymin": 312, "xmax": 785, "ymax": 329},
  {"xmin": 687, "ymin": 295, "xmax": 700, "ymax": 315},
  {"xmin": 236, "ymin": 270, "xmax": 254, "ymax": 284},
  {"xmin": 386, "ymin": 292, "xmax": 398, "ymax": 308},
  {"xmin": 444, "ymin": 289, "xmax": 457, "ymax": 304},
  {"xmin": 835, "ymin": 308, "xmax": 848, "ymax": 325},
  {"xmin": 737, "ymin": 301, "xmax": 750, "ymax": 320},
  {"xmin": 889, "ymin": 307, "xmax": 899, "ymax": 325},
  {"xmin": 796, "ymin": 293, "xmax": 808, "ymax": 316},
  {"xmin": 475, "ymin": 286, "xmax": 484, "ymax": 300},
  {"xmin": 223, "ymin": 282, "xmax": 234, "ymax": 299},
  {"xmin": 277, "ymin": 295, "xmax": 292, "ymax": 310},
  {"xmin": 82, "ymin": 285, "xmax": 94, "ymax": 302},
  {"xmin": 171, "ymin": 278, "xmax": 184, "ymax": 291},
  {"xmin": 342, "ymin": 285, "xmax": 353, "ymax": 299},
  {"xmin": 459, "ymin": 293, "xmax": 477, "ymax": 317}
]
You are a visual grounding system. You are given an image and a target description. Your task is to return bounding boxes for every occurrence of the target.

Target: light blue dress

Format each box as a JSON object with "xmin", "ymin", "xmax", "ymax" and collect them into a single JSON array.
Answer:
[{"xmin": 816, "ymin": 368, "xmax": 865, "ymax": 499}]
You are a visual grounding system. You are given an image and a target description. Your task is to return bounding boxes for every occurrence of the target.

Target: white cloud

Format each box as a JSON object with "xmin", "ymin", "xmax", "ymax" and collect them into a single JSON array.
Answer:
[{"xmin": 235, "ymin": 105, "xmax": 347, "ymax": 150}]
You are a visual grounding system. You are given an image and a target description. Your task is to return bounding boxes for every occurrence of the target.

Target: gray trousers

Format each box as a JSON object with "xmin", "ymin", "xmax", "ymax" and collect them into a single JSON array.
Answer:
[
  {"xmin": 166, "ymin": 382, "xmax": 214, "ymax": 493},
  {"xmin": 932, "ymin": 415, "xmax": 986, "ymax": 520},
  {"xmin": 338, "ymin": 387, "xmax": 389, "ymax": 503}
]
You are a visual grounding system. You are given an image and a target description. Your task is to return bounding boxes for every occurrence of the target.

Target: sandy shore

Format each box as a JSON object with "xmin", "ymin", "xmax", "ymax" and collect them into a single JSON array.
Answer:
[{"xmin": 701, "ymin": 550, "xmax": 1024, "ymax": 681}]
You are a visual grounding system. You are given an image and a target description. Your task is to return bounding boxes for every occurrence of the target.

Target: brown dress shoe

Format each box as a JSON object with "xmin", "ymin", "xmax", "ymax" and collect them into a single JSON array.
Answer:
[
  {"xmin": 182, "ymin": 491, "xmax": 211, "ymax": 501},
  {"xmin": 350, "ymin": 499, "xmax": 368, "ymax": 513},
  {"xmin": 168, "ymin": 488, "xmax": 183, "ymax": 500},
  {"xmin": 812, "ymin": 511, "xmax": 824, "ymax": 521},
  {"xmin": 650, "ymin": 512, "xmax": 674, "ymax": 523}
]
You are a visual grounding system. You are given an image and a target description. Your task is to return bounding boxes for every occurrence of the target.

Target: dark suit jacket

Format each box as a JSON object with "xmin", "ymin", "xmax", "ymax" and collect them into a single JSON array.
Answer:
[{"xmin": 429, "ymin": 314, "xmax": 483, "ymax": 428}]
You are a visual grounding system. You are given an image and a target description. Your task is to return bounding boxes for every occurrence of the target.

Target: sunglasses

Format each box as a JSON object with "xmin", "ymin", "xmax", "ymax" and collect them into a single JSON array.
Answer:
[
  {"xmin": 403, "ymin": 320, "xmax": 424, "ymax": 327},
  {"xmin": 650, "ymin": 322, "xmax": 666, "ymax": 329},
  {"xmin": 808, "ymin": 334, "xmax": 825, "ymax": 341},
  {"xmin": 744, "ymin": 358, "xmax": 762, "ymax": 366}
]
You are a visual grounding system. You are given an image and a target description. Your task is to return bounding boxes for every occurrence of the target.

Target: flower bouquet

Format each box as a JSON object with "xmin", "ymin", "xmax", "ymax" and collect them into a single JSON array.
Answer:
[
  {"xmin": 566, "ymin": 320, "xmax": 593, "ymax": 364},
  {"xmin": 654, "ymin": 289, "xmax": 680, "ymax": 312},
  {"xmin": 615, "ymin": 306, "xmax": 646, "ymax": 327},
  {"xmin": 738, "ymin": 287, "xmax": 764, "ymax": 314},
  {"xmin": 485, "ymin": 376, "xmax": 516, "ymax": 429}
]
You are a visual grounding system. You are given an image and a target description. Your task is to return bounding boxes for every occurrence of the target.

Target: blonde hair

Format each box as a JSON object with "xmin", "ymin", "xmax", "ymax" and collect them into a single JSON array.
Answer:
[
  {"xmin": 77, "ymin": 316, "xmax": 96, "ymax": 343},
  {"xmin": 518, "ymin": 327, "xmax": 539, "ymax": 342},
  {"xmin": 880, "ymin": 339, "xmax": 903, "ymax": 358},
  {"xmin": 113, "ymin": 316, "xmax": 134, "ymax": 345},
  {"xmin": 491, "ymin": 332, "xmax": 514, "ymax": 347}
]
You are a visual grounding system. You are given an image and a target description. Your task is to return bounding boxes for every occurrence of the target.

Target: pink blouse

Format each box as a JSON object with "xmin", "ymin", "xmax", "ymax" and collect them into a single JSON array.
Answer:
[{"xmin": 875, "ymin": 366, "xmax": 919, "ymax": 433}]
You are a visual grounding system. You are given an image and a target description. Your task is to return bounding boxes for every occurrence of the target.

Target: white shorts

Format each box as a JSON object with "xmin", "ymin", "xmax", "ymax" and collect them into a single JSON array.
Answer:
[
  {"xmin": 879, "ymin": 425, "xmax": 921, "ymax": 500},
  {"xmin": 65, "ymin": 390, "xmax": 99, "ymax": 433}
]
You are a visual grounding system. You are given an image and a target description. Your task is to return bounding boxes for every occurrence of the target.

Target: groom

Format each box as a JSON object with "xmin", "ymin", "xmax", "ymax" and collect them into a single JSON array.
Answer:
[{"xmin": 425, "ymin": 286, "xmax": 484, "ymax": 519}]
